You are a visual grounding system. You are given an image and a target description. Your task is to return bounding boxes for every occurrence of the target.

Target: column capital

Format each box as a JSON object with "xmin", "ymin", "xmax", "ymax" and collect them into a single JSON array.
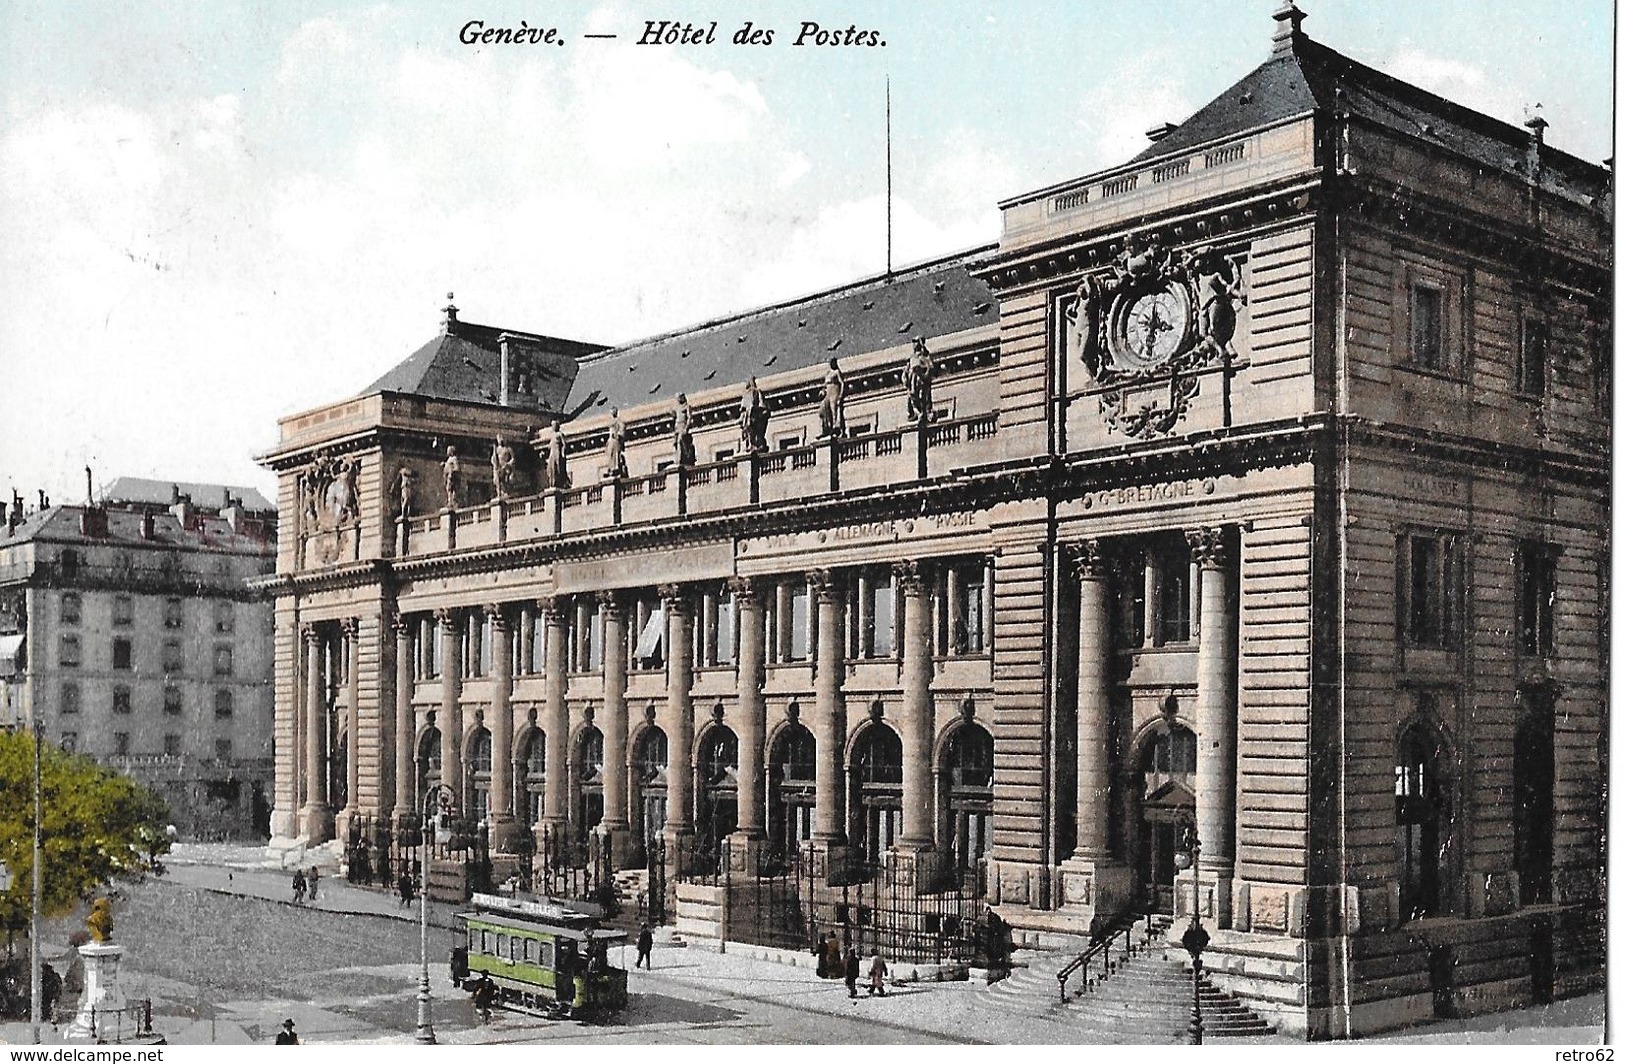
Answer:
[
  {"xmin": 1067, "ymin": 539, "xmax": 1112, "ymax": 581},
  {"xmin": 485, "ymin": 603, "xmax": 514, "ymax": 631},
  {"xmin": 537, "ymin": 595, "xmax": 568, "ymax": 622},
  {"xmin": 434, "ymin": 607, "xmax": 466, "ymax": 633},
  {"xmin": 1186, "ymin": 526, "xmax": 1231, "ymax": 569},
  {"xmin": 658, "ymin": 584, "xmax": 692, "ymax": 616},
  {"xmin": 389, "ymin": 610, "xmax": 413, "ymax": 637},
  {"xmin": 893, "ymin": 560, "xmax": 928, "ymax": 596},
  {"xmin": 725, "ymin": 575, "xmax": 764, "ymax": 605},
  {"xmin": 595, "ymin": 589, "xmax": 627, "ymax": 618},
  {"xmin": 340, "ymin": 617, "xmax": 361, "ymax": 637},
  {"xmin": 806, "ymin": 568, "xmax": 844, "ymax": 603},
  {"xmin": 302, "ymin": 624, "xmax": 324, "ymax": 646}
]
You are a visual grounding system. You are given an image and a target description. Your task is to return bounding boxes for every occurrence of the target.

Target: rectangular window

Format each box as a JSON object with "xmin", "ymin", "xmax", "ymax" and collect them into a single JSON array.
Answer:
[
  {"xmin": 60, "ymin": 682, "xmax": 80, "ymax": 715},
  {"xmin": 112, "ymin": 637, "xmax": 133, "ymax": 671},
  {"xmin": 1410, "ymin": 284, "xmax": 1444, "ymax": 369},
  {"xmin": 164, "ymin": 597, "xmax": 184, "ymax": 629},
  {"xmin": 164, "ymin": 686, "xmax": 183, "ymax": 716},
  {"xmin": 214, "ymin": 600, "xmax": 235, "ymax": 634},
  {"xmin": 962, "ymin": 567, "xmax": 987, "ymax": 654},
  {"xmin": 162, "ymin": 639, "xmax": 183, "ymax": 673},
  {"xmin": 215, "ymin": 738, "xmax": 232, "ymax": 761},
  {"xmin": 113, "ymin": 594, "xmax": 134, "ymax": 627},
  {"xmin": 59, "ymin": 634, "xmax": 81, "ymax": 668},
  {"xmin": 1400, "ymin": 532, "xmax": 1463, "ymax": 648},
  {"xmin": 1517, "ymin": 540, "xmax": 1558, "ymax": 657},
  {"xmin": 715, "ymin": 589, "xmax": 735, "ymax": 666},
  {"xmin": 61, "ymin": 731, "xmax": 77, "ymax": 753},
  {"xmin": 60, "ymin": 593, "xmax": 81, "ymax": 626},
  {"xmin": 871, "ymin": 578, "xmax": 895, "ymax": 658},
  {"xmin": 214, "ymin": 689, "xmax": 235, "ymax": 719},
  {"xmin": 213, "ymin": 644, "xmax": 234, "ymax": 677},
  {"xmin": 112, "ymin": 685, "xmax": 132, "ymax": 715},
  {"xmin": 787, "ymin": 585, "xmax": 810, "ymax": 662},
  {"xmin": 1518, "ymin": 316, "xmax": 1548, "ymax": 398},
  {"xmin": 113, "ymin": 732, "xmax": 130, "ymax": 756},
  {"xmin": 164, "ymin": 734, "xmax": 182, "ymax": 756}
]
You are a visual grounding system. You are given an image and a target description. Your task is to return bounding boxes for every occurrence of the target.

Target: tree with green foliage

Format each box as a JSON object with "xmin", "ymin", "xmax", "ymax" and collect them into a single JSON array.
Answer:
[{"xmin": 0, "ymin": 729, "xmax": 170, "ymax": 937}]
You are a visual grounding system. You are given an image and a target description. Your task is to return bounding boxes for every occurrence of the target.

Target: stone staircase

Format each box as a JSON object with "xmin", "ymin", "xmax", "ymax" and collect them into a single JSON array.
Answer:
[{"xmin": 980, "ymin": 921, "xmax": 1273, "ymax": 1041}]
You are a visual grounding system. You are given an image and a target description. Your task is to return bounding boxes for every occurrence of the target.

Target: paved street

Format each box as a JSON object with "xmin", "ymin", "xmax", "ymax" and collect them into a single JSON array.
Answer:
[{"xmin": 0, "ymin": 855, "xmax": 1603, "ymax": 1046}]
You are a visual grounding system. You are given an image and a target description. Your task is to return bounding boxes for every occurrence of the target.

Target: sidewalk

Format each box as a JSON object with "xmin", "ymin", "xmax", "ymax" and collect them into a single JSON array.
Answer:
[{"xmin": 163, "ymin": 860, "xmax": 461, "ymax": 929}]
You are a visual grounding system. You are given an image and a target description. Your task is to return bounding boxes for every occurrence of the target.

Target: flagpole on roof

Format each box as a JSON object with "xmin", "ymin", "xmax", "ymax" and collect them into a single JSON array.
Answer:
[{"xmin": 885, "ymin": 74, "xmax": 893, "ymax": 277}]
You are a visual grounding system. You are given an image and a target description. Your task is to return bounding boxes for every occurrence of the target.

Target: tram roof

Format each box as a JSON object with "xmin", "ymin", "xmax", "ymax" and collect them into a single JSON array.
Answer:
[{"xmin": 456, "ymin": 908, "xmax": 627, "ymax": 943}]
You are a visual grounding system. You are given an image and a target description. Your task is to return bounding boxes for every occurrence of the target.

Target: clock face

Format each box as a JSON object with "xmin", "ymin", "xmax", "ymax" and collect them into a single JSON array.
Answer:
[{"xmin": 1118, "ymin": 287, "xmax": 1191, "ymax": 371}]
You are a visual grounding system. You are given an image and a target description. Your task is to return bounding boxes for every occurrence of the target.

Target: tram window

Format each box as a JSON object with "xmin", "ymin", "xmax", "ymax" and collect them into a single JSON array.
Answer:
[
  {"xmin": 538, "ymin": 940, "xmax": 555, "ymax": 969},
  {"xmin": 510, "ymin": 937, "xmax": 522, "ymax": 962},
  {"xmin": 495, "ymin": 934, "xmax": 508, "ymax": 959},
  {"xmin": 468, "ymin": 928, "xmax": 480, "ymax": 951},
  {"xmin": 524, "ymin": 938, "xmax": 537, "ymax": 963}
]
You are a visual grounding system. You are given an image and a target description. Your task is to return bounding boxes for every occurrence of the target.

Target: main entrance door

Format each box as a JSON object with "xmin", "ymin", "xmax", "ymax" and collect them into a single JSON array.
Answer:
[{"xmin": 1135, "ymin": 724, "xmax": 1196, "ymax": 914}]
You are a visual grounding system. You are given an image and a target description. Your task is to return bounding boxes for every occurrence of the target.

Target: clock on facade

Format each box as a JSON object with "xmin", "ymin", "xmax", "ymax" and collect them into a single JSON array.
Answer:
[{"xmin": 1112, "ymin": 283, "xmax": 1193, "ymax": 373}]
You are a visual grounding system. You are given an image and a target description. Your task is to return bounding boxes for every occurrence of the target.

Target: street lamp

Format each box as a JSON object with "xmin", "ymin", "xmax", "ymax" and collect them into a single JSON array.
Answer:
[
  {"xmin": 416, "ymin": 784, "xmax": 455, "ymax": 1046},
  {"xmin": 1174, "ymin": 814, "xmax": 1208, "ymax": 1046}
]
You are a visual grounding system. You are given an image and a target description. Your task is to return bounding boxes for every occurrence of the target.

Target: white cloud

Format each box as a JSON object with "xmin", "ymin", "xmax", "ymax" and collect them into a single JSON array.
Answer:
[{"xmin": 1384, "ymin": 46, "xmax": 1530, "ymax": 130}]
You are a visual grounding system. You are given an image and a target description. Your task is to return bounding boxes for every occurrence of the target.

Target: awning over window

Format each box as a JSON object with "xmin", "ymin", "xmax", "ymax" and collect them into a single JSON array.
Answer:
[
  {"xmin": 634, "ymin": 609, "xmax": 665, "ymax": 660},
  {"xmin": 0, "ymin": 634, "xmax": 24, "ymax": 678}
]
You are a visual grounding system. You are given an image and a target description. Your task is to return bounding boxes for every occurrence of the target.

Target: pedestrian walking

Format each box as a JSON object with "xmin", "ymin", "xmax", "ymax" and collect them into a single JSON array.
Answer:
[
  {"xmin": 867, "ymin": 952, "xmax": 888, "ymax": 996},
  {"xmin": 40, "ymin": 962, "xmax": 61, "ymax": 1025},
  {"xmin": 843, "ymin": 947, "xmax": 860, "ymax": 999},
  {"xmin": 398, "ymin": 870, "xmax": 416, "ymax": 908},
  {"xmin": 275, "ymin": 1019, "xmax": 299, "ymax": 1044},
  {"xmin": 822, "ymin": 932, "xmax": 841, "ymax": 979},
  {"xmin": 471, "ymin": 974, "xmax": 497, "ymax": 1024},
  {"xmin": 636, "ymin": 923, "xmax": 654, "ymax": 969},
  {"xmin": 292, "ymin": 869, "xmax": 306, "ymax": 904},
  {"xmin": 307, "ymin": 866, "xmax": 320, "ymax": 902}
]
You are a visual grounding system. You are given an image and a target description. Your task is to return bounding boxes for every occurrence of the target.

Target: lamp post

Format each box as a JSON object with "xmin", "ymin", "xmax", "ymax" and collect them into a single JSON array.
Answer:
[
  {"xmin": 1175, "ymin": 814, "xmax": 1207, "ymax": 1046},
  {"xmin": 416, "ymin": 785, "xmax": 454, "ymax": 1046}
]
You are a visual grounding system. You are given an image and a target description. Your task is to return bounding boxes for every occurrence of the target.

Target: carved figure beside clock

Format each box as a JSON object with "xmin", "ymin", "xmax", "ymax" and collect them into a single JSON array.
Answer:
[{"xmin": 1063, "ymin": 240, "xmax": 1247, "ymax": 439}]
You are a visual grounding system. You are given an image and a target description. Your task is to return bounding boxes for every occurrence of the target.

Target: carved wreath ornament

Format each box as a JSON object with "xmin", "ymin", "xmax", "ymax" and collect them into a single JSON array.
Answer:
[{"xmin": 1065, "ymin": 241, "xmax": 1247, "ymax": 438}]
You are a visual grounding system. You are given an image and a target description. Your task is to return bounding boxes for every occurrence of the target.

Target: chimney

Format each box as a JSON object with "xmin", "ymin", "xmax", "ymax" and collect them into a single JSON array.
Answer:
[
  {"xmin": 79, "ymin": 507, "xmax": 108, "ymax": 538},
  {"xmin": 442, "ymin": 291, "xmax": 459, "ymax": 332},
  {"xmin": 170, "ymin": 483, "xmax": 182, "ymax": 505},
  {"xmin": 141, "ymin": 512, "xmax": 156, "ymax": 540},
  {"xmin": 170, "ymin": 492, "xmax": 193, "ymax": 528},
  {"xmin": 1525, "ymin": 112, "xmax": 1548, "ymax": 183},
  {"xmin": 222, "ymin": 503, "xmax": 246, "ymax": 535},
  {"xmin": 37, "ymin": 489, "xmax": 47, "ymax": 511},
  {"xmin": 1145, "ymin": 122, "xmax": 1179, "ymax": 143},
  {"xmin": 498, "ymin": 334, "xmax": 512, "ymax": 406},
  {"xmin": 1271, "ymin": 1, "xmax": 1306, "ymax": 56}
]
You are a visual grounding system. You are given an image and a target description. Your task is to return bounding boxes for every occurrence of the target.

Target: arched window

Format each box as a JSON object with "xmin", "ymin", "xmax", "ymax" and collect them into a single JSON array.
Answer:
[
  {"xmin": 942, "ymin": 723, "xmax": 993, "ymax": 872},
  {"xmin": 696, "ymin": 727, "xmax": 739, "ymax": 869},
  {"xmin": 769, "ymin": 721, "xmax": 816, "ymax": 860},
  {"xmin": 849, "ymin": 724, "xmax": 903, "ymax": 863},
  {"xmin": 520, "ymin": 730, "xmax": 546, "ymax": 828},
  {"xmin": 468, "ymin": 729, "xmax": 493, "ymax": 825},
  {"xmin": 1396, "ymin": 721, "xmax": 1451, "ymax": 919},
  {"xmin": 1514, "ymin": 708, "xmax": 1555, "ymax": 905},
  {"xmin": 633, "ymin": 727, "xmax": 670, "ymax": 862},
  {"xmin": 576, "ymin": 726, "xmax": 605, "ymax": 837},
  {"xmin": 417, "ymin": 726, "xmax": 442, "ymax": 809}
]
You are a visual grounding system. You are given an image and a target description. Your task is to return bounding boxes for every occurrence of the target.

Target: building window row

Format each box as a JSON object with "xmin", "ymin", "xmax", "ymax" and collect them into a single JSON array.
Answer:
[{"xmin": 1395, "ymin": 532, "xmax": 1559, "ymax": 658}]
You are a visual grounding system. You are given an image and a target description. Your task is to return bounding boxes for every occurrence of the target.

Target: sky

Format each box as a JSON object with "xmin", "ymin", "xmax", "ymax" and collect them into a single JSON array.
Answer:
[{"xmin": 0, "ymin": 0, "xmax": 1614, "ymax": 507}]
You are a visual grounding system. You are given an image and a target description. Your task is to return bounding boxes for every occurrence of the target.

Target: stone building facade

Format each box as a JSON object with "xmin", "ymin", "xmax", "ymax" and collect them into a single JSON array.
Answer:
[
  {"xmin": 259, "ymin": 7, "xmax": 1609, "ymax": 1037},
  {"xmin": 0, "ymin": 478, "xmax": 278, "ymax": 839}
]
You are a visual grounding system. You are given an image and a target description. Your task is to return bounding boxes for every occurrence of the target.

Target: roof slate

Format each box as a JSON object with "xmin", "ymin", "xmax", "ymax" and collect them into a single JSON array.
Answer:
[
  {"xmin": 103, "ymin": 476, "xmax": 274, "ymax": 513},
  {"xmin": 1131, "ymin": 33, "xmax": 1609, "ymax": 207},
  {"xmin": 563, "ymin": 250, "xmax": 998, "ymax": 415},
  {"xmin": 363, "ymin": 319, "xmax": 607, "ymax": 413},
  {"xmin": 0, "ymin": 505, "xmax": 274, "ymax": 553}
]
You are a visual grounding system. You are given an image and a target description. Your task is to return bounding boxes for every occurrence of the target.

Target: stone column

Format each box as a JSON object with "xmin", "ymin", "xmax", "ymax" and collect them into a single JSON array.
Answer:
[
  {"xmin": 437, "ymin": 608, "xmax": 465, "ymax": 815},
  {"xmin": 661, "ymin": 585, "xmax": 695, "ymax": 839},
  {"xmin": 488, "ymin": 605, "xmax": 520, "ymax": 852},
  {"xmin": 541, "ymin": 597, "xmax": 569, "ymax": 844},
  {"xmin": 728, "ymin": 578, "xmax": 768, "ymax": 872},
  {"xmin": 391, "ymin": 613, "xmax": 415, "ymax": 825},
  {"xmin": 896, "ymin": 562, "xmax": 934, "ymax": 851},
  {"xmin": 598, "ymin": 591, "xmax": 631, "ymax": 861},
  {"xmin": 810, "ymin": 570, "xmax": 846, "ymax": 842},
  {"xmin": 1059, "ymin": 542, "xmax": 1132, "ymax": 919},
  {"xmin": 301, "ymin": 625, "xmax": 333, "ymax": 842},
  {"xmin": 1189, "ymin": 526, "xmax": 1238, "ymax": 928},
  {"xmin": 338, "ymin": 618, "xmax": 361, "ymax": 839}
]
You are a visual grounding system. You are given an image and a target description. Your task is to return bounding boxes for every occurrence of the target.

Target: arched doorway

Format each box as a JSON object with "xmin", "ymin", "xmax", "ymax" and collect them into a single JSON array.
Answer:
[
  {"xmin": 768, "ymin": 720, "xmax": 816, "ymax": 861},
  {"xmin": 940, "ymin": 722, "xmax": 993, "ymax": 876},
  {"xmin": 1134, "ymin": 723, "xmax": 1195, "ymax": 914},
  {"xmin": 518, "ymin": 729, "xmax": 546, "ymax": 830},
  {"xmin": 633, "ymin": 726, "xmax": 669, "ymax": 866},
  {"xmin": 416, "ymin": 725, "xmax": 442, "ymax": 811},
  {"xmin": 467, "ymin": 728, "xmax": 493, "ymax": 825},
  {"xmin": 697, "ymin": 726, "xmax": 739, "ymax": 870},
  {"xmin": 849, "ymin": 723, "xmax": 902, "ymax": 863},
  {"xmin": 576, "ymin": 725, "xmax": 605, "ymax": 843},
  {"xmin": 1396, "ymin": 721, "xmax": 1452, "ymax": 920}
]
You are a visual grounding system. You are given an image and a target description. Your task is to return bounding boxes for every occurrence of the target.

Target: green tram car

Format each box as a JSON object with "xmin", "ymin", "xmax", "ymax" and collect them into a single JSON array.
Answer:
[{"xmin": 455, "ymin": 892, "xmax": 629, "ymax": 1017}]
